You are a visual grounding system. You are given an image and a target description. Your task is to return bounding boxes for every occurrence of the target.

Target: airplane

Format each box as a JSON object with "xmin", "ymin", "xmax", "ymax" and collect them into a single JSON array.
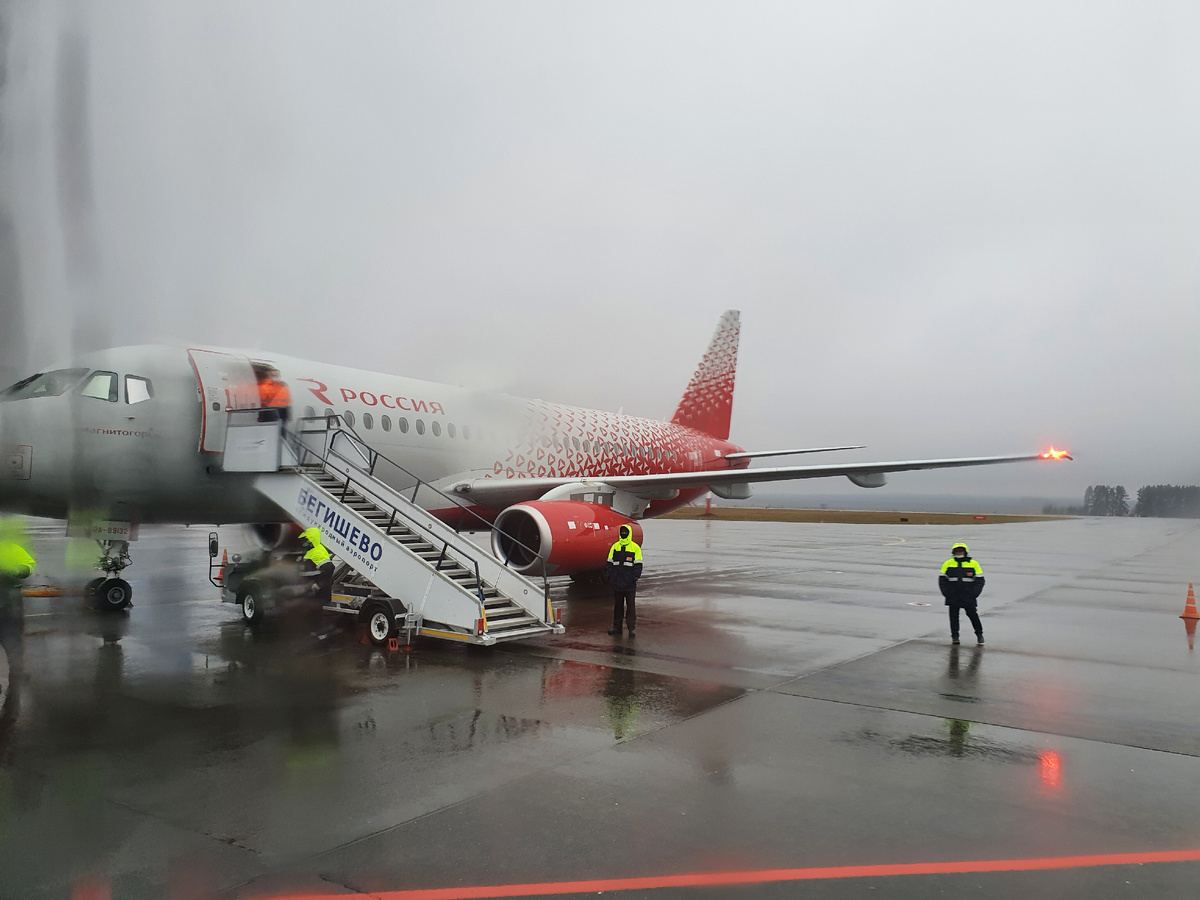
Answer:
[{"xmin": 0, "ymin": 310, "xmax": 1070, "ymax": 610}]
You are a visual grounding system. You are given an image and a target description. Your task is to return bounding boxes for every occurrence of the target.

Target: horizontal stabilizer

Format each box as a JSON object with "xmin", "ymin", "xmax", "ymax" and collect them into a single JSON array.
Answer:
[{"xmin": 724, "ymin": 445, "xmax": 864, "ymax": 461}]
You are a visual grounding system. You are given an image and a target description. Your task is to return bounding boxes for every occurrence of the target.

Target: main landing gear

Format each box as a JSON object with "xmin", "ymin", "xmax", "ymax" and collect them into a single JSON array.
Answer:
[{"xmin": 90, "ymin": 540, "xmax": 133, "ymax": 612}]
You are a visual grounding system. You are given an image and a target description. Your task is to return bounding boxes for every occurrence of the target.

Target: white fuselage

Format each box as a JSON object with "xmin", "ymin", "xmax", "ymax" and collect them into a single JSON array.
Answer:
[{"xmin": 0, "ymin": 345, "xmax": 737, "ymax": 527}]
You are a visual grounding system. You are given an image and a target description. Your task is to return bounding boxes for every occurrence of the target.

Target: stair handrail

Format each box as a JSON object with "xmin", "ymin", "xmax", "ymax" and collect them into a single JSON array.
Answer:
[
  {"xmin": 286, "ymin": 416, "xmax": 551, "ymax": 617},
  {"xmin": 304, "ymin": 418, "xmax": 547, "ymax": 580},
  {"xmin": 307, "ymin": 416, "xmax": 550, "ymax": 585},
  {"xmin": 298, "ymin": 442, "xmax": 490, "ymax": 624}
]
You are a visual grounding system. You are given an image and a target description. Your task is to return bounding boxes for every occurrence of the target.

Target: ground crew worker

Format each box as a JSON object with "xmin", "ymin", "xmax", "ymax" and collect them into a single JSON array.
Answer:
[
  {"xmin": 605, "ymin": 524, "xmax": 642, "ymax": 637},
  {"xmin": 939, "ymin": 542, "xmax": 985, "ymax": 645},
  {"xmin": 0, "ymin": 520, "xmax": 35, "ymax": 696},
  {"xmin": 299, "ymin": 527, "xmax": 335, "ymax": 637},
  {"xmin": 256, "ymin": 367, "xmax": 291, "ymax": 422}
]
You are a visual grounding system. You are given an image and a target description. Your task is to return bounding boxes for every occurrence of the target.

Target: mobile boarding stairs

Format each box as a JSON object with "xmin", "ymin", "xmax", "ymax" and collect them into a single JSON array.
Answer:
[{"xmin": 219, "ymin": 410, "xmax": 564, "ymax": 647}]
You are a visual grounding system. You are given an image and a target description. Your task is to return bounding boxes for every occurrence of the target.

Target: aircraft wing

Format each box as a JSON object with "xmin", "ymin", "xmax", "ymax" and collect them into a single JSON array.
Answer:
[{"xmin": 449, "ymin": 451, "xmax": 1071, "ymax": 509}]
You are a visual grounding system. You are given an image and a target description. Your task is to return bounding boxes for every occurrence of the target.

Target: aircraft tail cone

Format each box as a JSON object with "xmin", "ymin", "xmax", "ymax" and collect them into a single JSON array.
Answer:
[{"xmin": 1181, "ymin": 583, "xmax": 1198, "ymax": 620}]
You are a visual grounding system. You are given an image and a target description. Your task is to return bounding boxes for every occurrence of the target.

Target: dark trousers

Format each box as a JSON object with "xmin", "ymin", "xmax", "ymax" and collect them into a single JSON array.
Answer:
[
  {"xmin": 0, "ymin": 595, "xmax": 24, "ymax": 686},
  {"xmin": 303, "ymin": 568, "xmax": 335, "ymax": 634},
  {"xmin": 949, "ymin": 600, "xmax": 982, "ymax": 639},
  {"xmin": 612, "ymin": 589, "xmax": 636, "ymax": 632}
]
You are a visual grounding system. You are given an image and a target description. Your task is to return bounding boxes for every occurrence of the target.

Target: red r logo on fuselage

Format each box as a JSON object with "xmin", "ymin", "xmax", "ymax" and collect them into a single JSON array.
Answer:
[{"xmin": 297, "ymin": 378, "xmax": 332, "ymax": 405}]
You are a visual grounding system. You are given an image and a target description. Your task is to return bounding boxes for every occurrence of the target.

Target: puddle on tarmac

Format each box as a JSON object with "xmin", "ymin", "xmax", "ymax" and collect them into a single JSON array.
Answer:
[{"xmin": 843, "ymin": 720, "xmax": 1045, "ymax": 764}]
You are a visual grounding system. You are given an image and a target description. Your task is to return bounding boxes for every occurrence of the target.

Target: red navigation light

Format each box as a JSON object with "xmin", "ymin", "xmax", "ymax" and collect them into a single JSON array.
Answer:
[
  {"xmin": 1040, "ymin": 447, "xmax": 1072, "ymax": 460},
  {"xmin": 1039, "ymin": 750, "xmax": 1062, "ymax": 787}
]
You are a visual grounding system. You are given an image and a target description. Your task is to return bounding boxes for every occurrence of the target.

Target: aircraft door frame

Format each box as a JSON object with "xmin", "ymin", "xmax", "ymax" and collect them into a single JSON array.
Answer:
[{"xmin": 188, "ymin": 349, "xmax": 261, "ymax": 453}]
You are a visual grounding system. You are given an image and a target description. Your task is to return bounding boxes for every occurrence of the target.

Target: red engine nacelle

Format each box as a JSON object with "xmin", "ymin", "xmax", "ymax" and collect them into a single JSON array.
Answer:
[{"xmin": 491, "ymin": 501, "xmax": 644, "ymax": 577}]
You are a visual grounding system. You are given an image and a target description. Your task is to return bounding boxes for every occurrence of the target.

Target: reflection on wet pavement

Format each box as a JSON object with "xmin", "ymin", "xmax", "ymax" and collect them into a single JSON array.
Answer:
[
  {"xmin": 0, "ymin": 518, "xmax": 1198, "ymax": 897},
  {"xmin": 1, "ymin": 526, "xmax": 750, "ymax": 896},
  {"xmin": 845, "ymin": 719, "xmax": 1046, "ymax": 763}
]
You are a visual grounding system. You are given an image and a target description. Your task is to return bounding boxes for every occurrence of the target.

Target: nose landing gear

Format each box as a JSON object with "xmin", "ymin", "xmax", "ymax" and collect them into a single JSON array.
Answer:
[
  {"xmin": 94, "ymin": 578, "xmax": 133, "ymax": 611},
  {"xmin": 91, "ymin": 540, "xmax": 133, "ymax": 611}
]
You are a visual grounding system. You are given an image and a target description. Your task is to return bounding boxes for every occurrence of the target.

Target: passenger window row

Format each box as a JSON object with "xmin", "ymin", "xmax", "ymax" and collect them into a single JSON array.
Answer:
[
  {"xmin": 301, "ymin": 405, "xmax": 677, "ymax": 460},
  {"xmin": 305, "ymin": 407, "xmax": 475, "ymax": 441}
]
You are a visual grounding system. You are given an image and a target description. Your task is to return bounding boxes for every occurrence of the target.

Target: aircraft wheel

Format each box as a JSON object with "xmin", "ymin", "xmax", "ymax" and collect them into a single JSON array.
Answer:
[
  {"xmin": 366, "ymin": 602, "xmax": 397, "ymax": 647},
  {"xmin": 84, "ymin": 577, "xmax": 106, "ymax": 597},
  {"xmin": 240, "ymin": 583, "xmax": 265, "ymax": 626},
  {"xmin": 95, "ymin": 578, "xmax": 132, "ymax": 611}
]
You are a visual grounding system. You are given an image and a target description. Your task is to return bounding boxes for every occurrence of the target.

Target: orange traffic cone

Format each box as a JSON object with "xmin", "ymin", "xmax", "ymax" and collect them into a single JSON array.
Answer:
[
  {"xmin": 1181, "ymin": 583, "xmax": 1198, "ymax": 620},
  {"xmin": 1184, "ymin": 618, "xmax": 1197, "ymax": 652},
  {"xmin": 218, "ymin": 549, "xmax": 228, "ymax": 586}
]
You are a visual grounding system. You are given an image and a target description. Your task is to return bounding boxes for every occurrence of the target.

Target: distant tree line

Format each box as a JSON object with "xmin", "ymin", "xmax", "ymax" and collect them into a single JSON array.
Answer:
[
  {"xmin": 1084, "ymin": 485, "xmax": 1129, "ymax": 516},
  {"xmin": 1042, "ymin": 502, "xmax": 1085, "ymax": 515},
  {"xmin": 1044, "ymin": 485, "xmax": 1200, "ymax": 518},
  {"xmin": 1133, "ymin": 485, "xmax": 1200, "ymax": 518}
]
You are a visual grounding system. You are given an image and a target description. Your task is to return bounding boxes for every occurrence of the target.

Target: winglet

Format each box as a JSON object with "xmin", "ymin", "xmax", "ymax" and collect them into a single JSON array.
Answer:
[{"xmin": 671, "ymin": 310, "xmax": 740, "ymax": 440}]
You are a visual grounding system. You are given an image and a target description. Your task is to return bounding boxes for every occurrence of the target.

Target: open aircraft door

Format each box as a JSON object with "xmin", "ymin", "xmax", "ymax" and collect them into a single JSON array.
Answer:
[{"xmin": 188, "ymin": 349, "xmax": 261, "ymax": 453}]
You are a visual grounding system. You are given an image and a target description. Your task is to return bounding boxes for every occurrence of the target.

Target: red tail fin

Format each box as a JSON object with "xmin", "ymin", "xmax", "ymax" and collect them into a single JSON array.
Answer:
[{"xmin": 670, "ymin": 310, "xmax": 740, "ymax": 440}]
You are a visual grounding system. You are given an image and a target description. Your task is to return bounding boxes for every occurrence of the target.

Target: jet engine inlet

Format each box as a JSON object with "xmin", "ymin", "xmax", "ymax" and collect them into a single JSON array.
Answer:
[
  {"xmin": 245, "ymin": 522, "xmax": 304, "ymax": 551},
  {"xmin": 491, "ymin": 501, "xmax": 643, "ymax": 577},
  {"xmin": 491, "ymin": 506, "xmax": 549, "ymax": 571}
]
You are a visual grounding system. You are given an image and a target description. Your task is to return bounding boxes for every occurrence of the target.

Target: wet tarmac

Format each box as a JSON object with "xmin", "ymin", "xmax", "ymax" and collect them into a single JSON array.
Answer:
[{"xmin": 1, "ymin": 516, "xmax": 1199, "ymax": 898}]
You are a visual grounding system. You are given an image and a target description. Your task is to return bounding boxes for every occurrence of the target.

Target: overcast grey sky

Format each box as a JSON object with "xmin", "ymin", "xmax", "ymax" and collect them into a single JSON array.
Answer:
[{"xmin": 3, "ymin": 1, "xmax": 1197, "ymax": 498}]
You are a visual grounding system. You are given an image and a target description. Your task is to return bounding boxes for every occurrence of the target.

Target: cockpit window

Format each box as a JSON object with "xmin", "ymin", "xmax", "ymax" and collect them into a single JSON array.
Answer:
[
  {"xmin": 0, "ymin": 368, "xmax": 89, "ymax": 401},
  {"xmin": 125, "ymin": 375, "xmax": 154, "ymax": 404},
  {"xmin": 80, "ymin": 371, "xmax": 118, "ymax": 402}
]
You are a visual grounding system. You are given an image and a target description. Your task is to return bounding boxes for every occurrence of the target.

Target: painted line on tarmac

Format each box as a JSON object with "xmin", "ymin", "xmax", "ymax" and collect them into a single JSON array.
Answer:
[{"xmin": 269, "ymin": 848, "xmax": 1200, "ymax": 899}]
